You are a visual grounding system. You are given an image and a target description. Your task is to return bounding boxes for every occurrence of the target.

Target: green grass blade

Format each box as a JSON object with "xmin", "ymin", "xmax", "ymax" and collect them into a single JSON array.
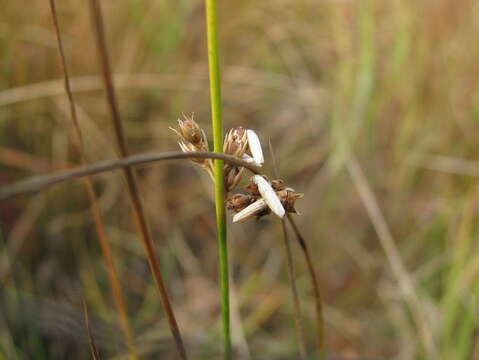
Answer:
[{"xmin": 204, "ymin": 0, "xmax": 231, "ymax": 358}]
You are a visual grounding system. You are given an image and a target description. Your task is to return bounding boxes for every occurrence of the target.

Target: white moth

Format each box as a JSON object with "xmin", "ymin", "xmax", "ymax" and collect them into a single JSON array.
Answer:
[
  {"xmin": 241, "ymin": 154, "xmax": 257, "ymax": 164},
  {"xmin": 233, "ymin": 198, "xmax": 268, "ymax": 223},
  {"xmin": 246, "ymin": 129, "xmax": 264, "ymax": 166},
  {"xmin": 252, "ymin": 175, "xmax": 285, "ymax": 218}
]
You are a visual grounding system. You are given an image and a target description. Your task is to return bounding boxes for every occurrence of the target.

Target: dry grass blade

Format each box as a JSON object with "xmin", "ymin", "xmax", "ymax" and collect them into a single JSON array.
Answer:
[
  {"xmin": 281, "ymin": 220, "xmax": 307, "ymax": 359},
  {"xmin": 87, "ymin": 0, "xmax": 187, "ymax": 357},
  {"xmin": 82, "ymin": 301, "xmax": 101, "ymax": 360},
  {"xmin": 346, "ymin": 157, "xmax": 438, "ymax": 359},
  {"xmin": 286, "ymin": 214, "xmax": 325, "ymax": 356},
  {"xmin": 269, "ymin": 139, "xmax": 307, "ymax": 359},
  {"xmin": 421, "ymin": 155, "xmax": 479, "ymax": 177},
  {"xmin": 0, "ymin": 151, "xmax": 261, "ymax": 200},
  {"xmin": 0, "ymin": 147, "xmax": 67, "ymax": 172},
  {"xmin": 48, "ymin": 1, "xmax": 138, "ymax": 358}
]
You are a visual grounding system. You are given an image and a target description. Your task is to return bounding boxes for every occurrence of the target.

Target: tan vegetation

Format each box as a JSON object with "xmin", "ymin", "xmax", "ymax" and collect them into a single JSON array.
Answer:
[{"xmin": 1, "ymin": 0, "xmax": 479, "ymax": 358}]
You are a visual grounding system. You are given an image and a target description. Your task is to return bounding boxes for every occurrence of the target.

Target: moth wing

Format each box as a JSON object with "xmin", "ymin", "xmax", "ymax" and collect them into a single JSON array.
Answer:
[
  {"xmin": 233, "ymin": 198, "xmax": 267, "ymax": 223},
  {"xmin": 246, "ymin": 129, "xmax": 264, "ymax": 166},
  {"xmin": 252, "ymin": 175, "xmax": 285, "ymax": 218}
]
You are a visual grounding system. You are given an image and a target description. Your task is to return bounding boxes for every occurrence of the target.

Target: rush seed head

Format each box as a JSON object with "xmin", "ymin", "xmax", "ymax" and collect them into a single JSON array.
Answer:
[
  {"xmin": 277, "ymin": 188, "xmax": 304, "ymax": 214},
  {"xmin": 171, "ymin": 114, "xmax": 213, "ymax": 178},
  {"xmin": 176, "ymin": 114, "xmax": 203, "ymax": 144},
  {"xmin": 170, "ymin": 116, "xmax": 304, "ymax": 221},
  {"xmin": 224, "ymin": 127, "xmax": 248, "ymax": 158},
  {"xmin": 223, "ymin": 126, "xmax": 250, "ymax": 191},
  {"xmin": 230, "ymin": 177, "xmax": 303, "ymax": 222},
  {"xmin": 224, "ymin": 165, "xmax": 244, "ymax": 192},
  {"xmin": 226, "ymin": 193, "xmax": 255, "ymax": 212},
  {"xmin": 271, "ymin": 179, "xmax": 285, "ymax": 191}
]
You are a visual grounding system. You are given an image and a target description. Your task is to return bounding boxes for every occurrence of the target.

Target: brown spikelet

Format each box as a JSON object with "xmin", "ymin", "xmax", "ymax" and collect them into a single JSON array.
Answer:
[
  {"xmin": 228, "ymin": 176, "xmax": 302, "ymax": 222},
  {"xmin": 172, "ymin": 114, "xmax": 214, "ymax": 179},
  {"xmin": 226, "ymin": 193, "xmax": 255, "ymax": 212}
]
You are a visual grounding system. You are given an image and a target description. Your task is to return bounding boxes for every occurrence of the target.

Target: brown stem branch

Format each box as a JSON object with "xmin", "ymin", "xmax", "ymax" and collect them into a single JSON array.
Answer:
[
  {"xmin": 286, "ymin": 214, "xmax": 325, "ymax": 356},
  {"xmin": 48, "ymin": 1, "xmax": 138, "ymax": 357},
  {"xmin": 88, "ymin": 1, "xmax": 188, "ymax": 357},
  {"xmin": 82, "ymin": 301, "xmax": 101, "ymax": 360},
  {"xmin": 280, "ymin": 220, "xmax": 307, "ymax": 359},
  {"xmin": 269, "ymin": 139, "xmax": 308, "ymax": 359},
  {"xmin": 0, "ymin": 151, "xmax": 260, "ymax": 200}
]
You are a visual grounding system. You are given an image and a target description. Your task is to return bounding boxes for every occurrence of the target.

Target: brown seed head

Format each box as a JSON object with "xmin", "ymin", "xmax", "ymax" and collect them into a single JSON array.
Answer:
[
  {"xmin": 244, "ymin": 182, "xmax": 259, "ymax": 196},
  {"xmin": 271, "ymin": 179, "xmax": 285, "ymax": 191},
  {"xmin": 226, "ymin": 194, "xmax": 256, "ymax": 212},
  {"xmin": 224, "ymin": 165, "xmax": 244, "ymax": 192},
  {"xmin": 178, "ymin": 142, "xmax": 203, "ymax": 163},
  {"xmin": 177, "ymin": 115, "xmax": 203, "ymax": 144},
  {"xmin": 222, "ymin": 127, "xmax": 249, "ymax": 192},
  {"xmin": 224, "ymin": 127, "xmax": 248, "ymax": 158},
  {"xmin": 277, "ymin": 188, "xmax": 304, "ymax": 214},
  {"xmin": 173, "ymin": 115, "xmax": 213, "ymax": 178}
]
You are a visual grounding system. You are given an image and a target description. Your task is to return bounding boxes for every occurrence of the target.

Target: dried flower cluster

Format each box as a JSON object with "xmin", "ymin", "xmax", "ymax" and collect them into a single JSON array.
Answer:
[
  {"xmin": 227, "ymin": 175, "xmax": 303, "ymax": 222},
  {"xmin": 170, "ymin": 115, "xmax": 214, "ymax": 179},
  {"xmin": 171, "ymin": 114, "xmax": 303, "ymax": 223}
]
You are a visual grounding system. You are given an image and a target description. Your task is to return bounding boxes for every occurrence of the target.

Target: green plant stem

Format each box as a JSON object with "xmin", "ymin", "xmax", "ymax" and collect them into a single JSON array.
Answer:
[{"xmin": 204, "ymin": 0, "xmax": 231, "ymax": 358}]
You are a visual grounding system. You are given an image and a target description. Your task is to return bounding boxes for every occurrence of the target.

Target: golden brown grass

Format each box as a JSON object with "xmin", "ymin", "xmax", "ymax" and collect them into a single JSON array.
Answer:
[{"xmin": 1, "ymin": 0, "xmax": 479, "ymax": 358}]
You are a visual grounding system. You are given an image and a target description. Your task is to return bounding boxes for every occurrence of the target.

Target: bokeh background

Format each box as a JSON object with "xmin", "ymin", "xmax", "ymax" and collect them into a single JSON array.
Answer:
[{"xmin": 1, "ymin": 0, "xmax": 479, "ymax": 359}]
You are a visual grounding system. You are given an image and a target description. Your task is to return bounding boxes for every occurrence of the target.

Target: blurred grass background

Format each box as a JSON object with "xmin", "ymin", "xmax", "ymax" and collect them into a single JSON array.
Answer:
[{"xmin": 1, "ymin": 0, "xmax": 479, "ymax": 358}]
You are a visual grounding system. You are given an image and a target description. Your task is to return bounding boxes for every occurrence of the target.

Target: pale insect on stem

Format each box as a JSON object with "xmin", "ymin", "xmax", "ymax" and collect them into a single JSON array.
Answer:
[
  {"xmin": 246, "ymin": 130, "xmax": 264, "ymax": 166},
  {"xmin": 232, "ymin": 198, "xmax": 268, "ymax": 223},
  {"xmin": 252, "ymin": 175, "xmax": 285, "ymax": 218}
]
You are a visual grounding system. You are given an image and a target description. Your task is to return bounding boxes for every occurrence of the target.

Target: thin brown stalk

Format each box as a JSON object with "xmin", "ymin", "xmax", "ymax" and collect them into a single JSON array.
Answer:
[
  {"xmin": 48, "ymin": 1, "xmax": 137, "ymax": 358},
  {"xmin": 0, "ymin": 147, "xmax": 68, "ymax": 172},
  {"xmin": 82, "ymin": 301, "xmax": 101, "ymax": 360},
  {"xmin": 280, "ymin": 221, "xmax": 307, "ymax": 359},
  {"xmin": 0, "ymin": 151, "xmax": 261, "ymax": 200},
  {"xmin": 286, "ymin": 214, "xmax": 325, "ymax": 356},
  {"xmin": 269, "ymin": 140, "xmax": 307, "ymax": 359},
  {"xmin": 87, "ymin": 1, "xmax": 187, "ymax": 357}
]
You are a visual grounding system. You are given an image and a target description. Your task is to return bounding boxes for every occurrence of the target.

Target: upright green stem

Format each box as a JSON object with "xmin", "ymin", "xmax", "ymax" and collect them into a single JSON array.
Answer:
[{"xmin": 204, "ymin": 0, "xmax": 231, "ymax": 358}]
